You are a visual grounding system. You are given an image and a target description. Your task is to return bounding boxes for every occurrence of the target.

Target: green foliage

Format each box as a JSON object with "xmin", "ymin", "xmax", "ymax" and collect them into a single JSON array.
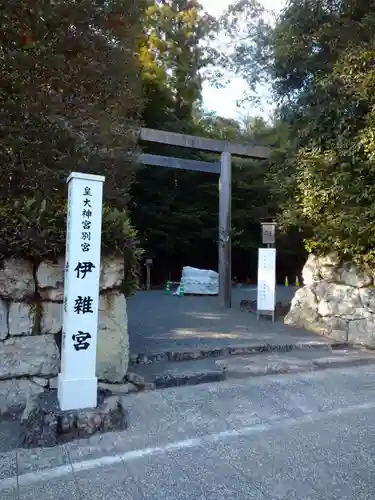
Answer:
[
  {"xmin": 0, "ymin": 197, "xmax": 142, "ymax": 293},
  {"xmin": 1, "ymin": 0, "xmax": 143, "ymax": 293},
  {"xmin": 1, "ymin": 0, "xmax": 141, "ymax": 199},
  {"xmin": 130, "ymin": 0, "xmax": 284, "ymax": 282},
  {"xmin": 274, "ymin": 7, "xmax": 375, "ymax": 265},
  {"xmin": 128, "ymin": 0, "xmax": 308, "ymax": 283},
  {"xmin": 139, "ymin": 0, "xmax": 217, "ymax": 128},
  {"xmin": 0, "ymin": 197, "xmax": 67, "ymax": 261},
  {"xmin": 226, "ymin": 0, "xmax": 375, "ymax": 266},
  {"xmin": 132, "ymin": 0, "xmax": 222, "ymax": 279},
  {"xmin": 0, "ymin": 196, "xmax": 142, "ymax": 295}
]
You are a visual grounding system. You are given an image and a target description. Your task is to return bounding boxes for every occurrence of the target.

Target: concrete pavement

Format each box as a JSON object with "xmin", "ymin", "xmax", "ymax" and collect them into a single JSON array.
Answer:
[{"xmin": 2, "ymin": 364, "xmax": 375, "ymax": 499}]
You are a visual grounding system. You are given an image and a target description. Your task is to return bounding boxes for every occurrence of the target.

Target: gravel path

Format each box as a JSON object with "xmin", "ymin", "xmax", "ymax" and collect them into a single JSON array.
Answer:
[{"xmin": 127, "ymin": 286, "xmax": 324, "ymax": 355}]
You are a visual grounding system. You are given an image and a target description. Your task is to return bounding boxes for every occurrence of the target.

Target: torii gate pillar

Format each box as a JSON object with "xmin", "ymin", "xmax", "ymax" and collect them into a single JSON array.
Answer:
[
  {"xmin": 219, "ymin": 152, "xmax": 232, "ymax": 308},
  {"xmin": 139, "ymin": 127, "xmax": 270, "ymax": 309}
]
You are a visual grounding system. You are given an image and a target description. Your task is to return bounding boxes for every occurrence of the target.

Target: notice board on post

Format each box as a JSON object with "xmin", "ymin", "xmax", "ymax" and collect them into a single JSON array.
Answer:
[{"xmin": 257, "ymin": 248, "xmax": 276, "ymax": 322}]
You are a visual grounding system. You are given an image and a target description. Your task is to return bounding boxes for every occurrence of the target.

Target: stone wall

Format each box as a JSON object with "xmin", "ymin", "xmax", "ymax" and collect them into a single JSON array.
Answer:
[
  {"xmin": 285, "ymin": 253, "xmax": 375, "ymax": 346},
  {"xmin": 0, "ymin": 257, "xmax": 129, "ymax": 415}
]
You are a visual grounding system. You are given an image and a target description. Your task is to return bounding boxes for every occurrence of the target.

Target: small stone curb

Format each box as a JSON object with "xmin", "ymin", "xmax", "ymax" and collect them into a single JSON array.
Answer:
[
  {"xmin": 223, "ymin": 354, "xmax": 375, "ymax": 380},
  {"xmin": 127, "ymin": 369, "xmax": 225, "ymax": 391},
  {"xmin": 312, "ymin": 356, "xmax": 375, "ymax": 370},
  {"xmin": 98, "ymin": 382, "xmax": 139, "ymax": 395},
  {"xmin": 152, "ymin": 370, "xmax": 226, "ymax": 389},
  {"xmin": 127, "ymin": 348, "xmax": 375, "ymax": 392},
  {"xmin": 126, "ymin": 371, "xmax": 146, "ymax": 388},
  {"xmin": 129, "ymin": 341, "xmax": 347, "ymax": 366}
]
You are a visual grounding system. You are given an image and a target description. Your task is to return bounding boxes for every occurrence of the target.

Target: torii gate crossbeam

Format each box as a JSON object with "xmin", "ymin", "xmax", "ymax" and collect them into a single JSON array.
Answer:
[{"xmin": 139, "ymin": 128, "xmax": 270, "ymax": 309}]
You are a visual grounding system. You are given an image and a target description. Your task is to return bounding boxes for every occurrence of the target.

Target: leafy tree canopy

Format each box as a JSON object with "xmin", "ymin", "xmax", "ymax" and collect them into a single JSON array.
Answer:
[
  {"xmin": 225, "ymin": 0, "xmax": 375, "ymax": 265},
  {"xmin": 1, "ymin": 0, "xmax": 143, "ymax": 292}
]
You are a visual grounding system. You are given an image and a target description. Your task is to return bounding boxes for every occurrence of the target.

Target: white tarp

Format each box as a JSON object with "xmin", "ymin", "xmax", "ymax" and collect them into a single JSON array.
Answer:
[{"xmin": 175, "ymin": 266, "xmax": 219, "ymax": 295}]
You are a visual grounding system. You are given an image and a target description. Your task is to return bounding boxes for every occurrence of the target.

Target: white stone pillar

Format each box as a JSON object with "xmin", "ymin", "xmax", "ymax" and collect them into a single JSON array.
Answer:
[{"xmin": 58, "ymin": 172, "xmax": 105, "ymax": 411}]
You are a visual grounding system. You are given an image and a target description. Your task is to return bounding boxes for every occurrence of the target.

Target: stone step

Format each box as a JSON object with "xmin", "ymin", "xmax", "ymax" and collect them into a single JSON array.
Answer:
[
  {"xmin": 127, "ymin": 347, "xmax": 375, "ymax": 391},
  {"xmin": 217, "ymin": 348, "xmax": 375, "ymax": 379},
  {"xmin": 127, "ymin": 358, "xmax": 226, "ymax": 390},
  {"xmin": 129, "ymin": 339, "xmax": 346, "ymax": 366}
]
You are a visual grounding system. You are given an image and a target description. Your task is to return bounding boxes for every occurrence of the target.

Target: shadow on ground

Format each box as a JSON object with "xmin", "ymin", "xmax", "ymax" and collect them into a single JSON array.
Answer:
[{"xmin": 127, "ymin": 286, "xmax": 324, "ymax": 355}]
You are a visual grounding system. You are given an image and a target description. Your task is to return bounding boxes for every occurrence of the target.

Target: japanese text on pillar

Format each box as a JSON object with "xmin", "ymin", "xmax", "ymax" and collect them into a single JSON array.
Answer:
[{"xmin": 72, "ymin": 185, "xmax": 96, "ymax": 352}]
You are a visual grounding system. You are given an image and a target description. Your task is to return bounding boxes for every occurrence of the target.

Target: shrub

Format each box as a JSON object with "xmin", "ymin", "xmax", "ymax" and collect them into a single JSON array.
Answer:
[{"xmin": 0, "ymin": 0, "xmax": 143, "ymax": 294}]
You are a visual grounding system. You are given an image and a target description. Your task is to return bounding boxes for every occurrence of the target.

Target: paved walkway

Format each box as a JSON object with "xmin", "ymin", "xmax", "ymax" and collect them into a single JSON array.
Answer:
[
  {"xmin": 128, "ymin": 287, "xmax": 326, "ymax": 355},
  {"xmin": 2, "ymin": 364, "xmax": 375, "ymax": 499}
]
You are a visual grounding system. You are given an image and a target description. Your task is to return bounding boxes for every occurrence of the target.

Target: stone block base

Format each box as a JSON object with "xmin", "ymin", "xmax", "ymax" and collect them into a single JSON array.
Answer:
[{"xmin": 20, "ymin": 390, "xmax": 128, "ymax": 448}]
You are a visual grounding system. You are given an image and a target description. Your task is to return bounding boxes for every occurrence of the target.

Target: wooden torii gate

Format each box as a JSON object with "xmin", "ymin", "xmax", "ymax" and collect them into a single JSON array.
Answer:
[{"xmin": 139, "ymin": 127, "xmax": 270, "ymax": 309}]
